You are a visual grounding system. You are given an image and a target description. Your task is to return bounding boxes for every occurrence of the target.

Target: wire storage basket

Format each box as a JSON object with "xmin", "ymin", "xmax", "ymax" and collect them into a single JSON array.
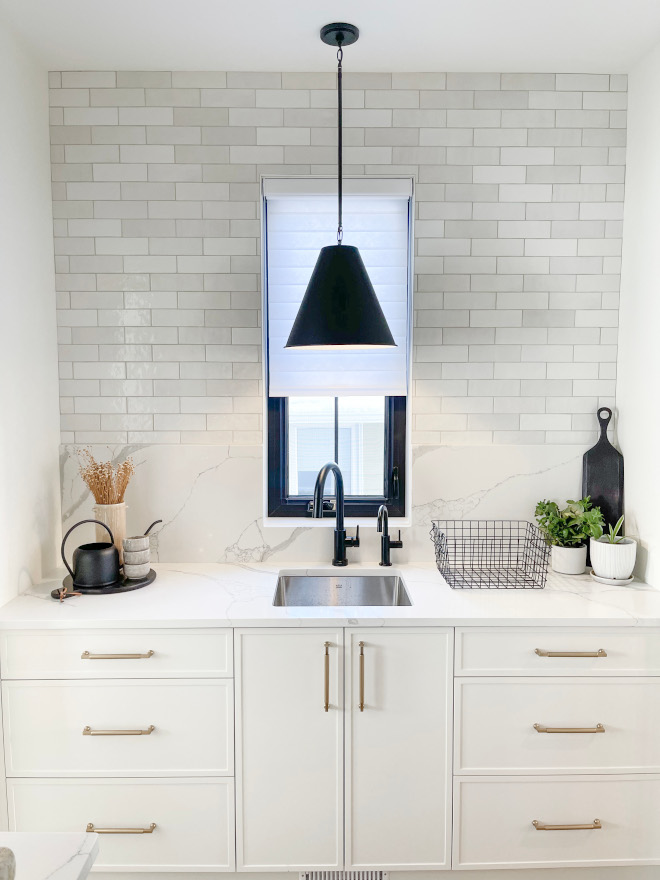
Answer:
[{"xmin": 430, "ymin": 520, "xmax": 550, "ymax": 589}]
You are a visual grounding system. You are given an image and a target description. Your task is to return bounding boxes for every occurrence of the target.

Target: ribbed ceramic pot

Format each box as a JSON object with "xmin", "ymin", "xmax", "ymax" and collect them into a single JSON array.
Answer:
[
  {"xmin": 551, "ymin": 544, "xmax": 587, "ymax": 575},
  {"xmin": 93, "ymin": 502, "xmax": 127, "ymax": 563},
  {"xmin": 590, "ymin": 536, "xmax": 637, "ymax": 580}
]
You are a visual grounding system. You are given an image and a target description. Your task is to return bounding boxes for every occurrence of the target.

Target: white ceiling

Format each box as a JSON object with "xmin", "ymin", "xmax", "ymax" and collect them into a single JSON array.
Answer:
[{"xmin": 2, "ymin": 0, "xmax": 660, "ymax": 73}]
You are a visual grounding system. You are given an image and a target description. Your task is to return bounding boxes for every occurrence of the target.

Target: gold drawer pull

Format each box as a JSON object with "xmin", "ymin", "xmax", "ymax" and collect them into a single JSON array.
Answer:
[
  {"xmin": 81, "ymin": 650, "xmax": 154, "ymax": 660},
  {"xmin": 533, "ymin": 819, "xmax": 601, "ymax": 831},
  {"xmin": 535, "ymin": 648, "xmax": 607, "ymax": 658},
  {"xmin": 358, "ymin": 641, "xmax": 365, "ymax": 712},
  {"xmin": 534, "ymin": 723, "xmax": 605, "ymax": 734},
  {"xmin": 83, "ymin": 725, "xmax": 155, "ymax": 736},
  {"xmin": 324, "ymin": 642, "xmax": 330, "ymax": 712},
  {"xmin": 86, "ymin": 823, "xmax": 156, "ymax": 834}
]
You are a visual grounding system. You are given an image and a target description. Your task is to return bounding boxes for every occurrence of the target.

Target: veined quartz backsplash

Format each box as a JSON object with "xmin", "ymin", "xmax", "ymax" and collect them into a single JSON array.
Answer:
[{"xmin": 61, "ymin": 444, "xmax": 581, "ymax": 563}]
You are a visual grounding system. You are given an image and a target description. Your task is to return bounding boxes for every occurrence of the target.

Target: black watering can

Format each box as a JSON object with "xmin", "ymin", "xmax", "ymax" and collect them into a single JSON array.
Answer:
[{"xmin": 61, "ymin": 519, "xmax": 121, "ymax": 588}]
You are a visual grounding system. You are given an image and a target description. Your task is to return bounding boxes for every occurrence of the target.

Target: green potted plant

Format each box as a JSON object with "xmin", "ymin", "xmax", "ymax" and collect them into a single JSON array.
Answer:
[
  {"xmin": 535, "ymin": 497, "xmax": 604, "ymax": 575},
  {"xmin": 590, "ymin": 515, "xmax": 637, "ymax": 581}
]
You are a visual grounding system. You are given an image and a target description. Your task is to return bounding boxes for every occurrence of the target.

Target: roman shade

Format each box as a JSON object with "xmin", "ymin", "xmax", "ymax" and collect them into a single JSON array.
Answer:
[{"xmin": 264, "ymin": 177, "xmax": 412, "ymax": 397}]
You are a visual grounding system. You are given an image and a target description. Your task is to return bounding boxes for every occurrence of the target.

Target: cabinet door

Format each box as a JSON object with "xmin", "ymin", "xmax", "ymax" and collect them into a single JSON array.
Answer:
[
  {"xmin": 235, "ymin": 628, "xmax": 343, "ymax": 871},
  {"xmin": 346, "ymin": 628, "xmax": 453, "ymax": 870}
]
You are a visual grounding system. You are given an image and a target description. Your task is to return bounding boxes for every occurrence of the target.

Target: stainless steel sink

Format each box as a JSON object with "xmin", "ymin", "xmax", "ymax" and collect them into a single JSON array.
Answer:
[{"xmin": 272, "ymin": 573, "xmax": 412, "ymax": 607}]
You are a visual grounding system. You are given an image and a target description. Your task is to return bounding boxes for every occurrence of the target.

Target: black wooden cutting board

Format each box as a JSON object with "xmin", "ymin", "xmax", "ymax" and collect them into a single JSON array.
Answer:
[{"xmin": 582, "ymin": 407, "xmax": 624, "ymax": 537}]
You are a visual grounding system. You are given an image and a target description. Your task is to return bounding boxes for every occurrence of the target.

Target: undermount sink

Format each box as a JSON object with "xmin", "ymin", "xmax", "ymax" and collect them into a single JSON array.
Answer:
[{"xmin": 272, "ymin": 573, "xmax": 412, "ymax": 607}]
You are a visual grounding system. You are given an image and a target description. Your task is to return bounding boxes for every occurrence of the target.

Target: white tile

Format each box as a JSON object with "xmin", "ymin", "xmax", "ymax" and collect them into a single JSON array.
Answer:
[
  {"xmin": 64, "ymin": 107, "xmax": 119, "ymax": 125},
  {"xmin": 50, "ymin": 69, "xmax": 625, "ymax": 446},
  {"xmin": 447, "ymin": 73, "xmax": 500, "ymax": 90},
  {"xmin": 557, "ymin": 74, "xmax": 610, "ymax": 91},
  {"xmin": 50, "ymin": 89, "xmax": 90, "ymax": 107},
  {"xmin": 62, "ymin": 71, "xmax": 116, "ymax": 88},
  {"xmin": 91, "ymin": 88, "xmax": 145, "ymax": 106},
  {"xmin": 528, "ymin": 91, "xmax": 581, "ymax": 109},
  {"xmin": 556, "ymin": 109, "xmax": 610, "ymax": 128},
  {"xmin": 499, "ymin": 184, "xmax": 552, "ymax": 202}
]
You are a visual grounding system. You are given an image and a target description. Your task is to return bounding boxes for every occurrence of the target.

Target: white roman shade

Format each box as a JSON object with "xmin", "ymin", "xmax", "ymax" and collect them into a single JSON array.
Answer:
[{"xmin": 264, "ymin": 177, "xmax": 412, "ymax": 398}]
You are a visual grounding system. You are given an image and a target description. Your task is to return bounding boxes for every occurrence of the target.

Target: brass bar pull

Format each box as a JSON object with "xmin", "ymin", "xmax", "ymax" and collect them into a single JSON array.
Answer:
[
  {"xmin": 324, "ymin": 641, "xmax": 330, "ymax": 712},
  {"xmin": 81, "ymin": 650, "xmax": 154, "ymax": 660},
  {"xmin": 86, "ymin": 823, "xmax": 156, "ymax": 834},
  {"xmin": 358, "ymin": 641, "xmax": 365, "ymax": 712},
  {"xmin": 534, "ymin": 723, "xmax": 605, "ymax": 734},
  {"xmin": 83, "ymin": 725, "xmax": 155, "ymax": 736},
  {"xmin": 535, "ymin": 648, "xmax": 607, "ymax": 658},
  {"xmin": 533, "ymin": 819, "xmax": 602, "ymax": 831}
]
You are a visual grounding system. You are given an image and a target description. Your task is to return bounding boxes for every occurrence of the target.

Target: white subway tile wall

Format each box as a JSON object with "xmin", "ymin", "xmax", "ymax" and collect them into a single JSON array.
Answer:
[{"xmin": 50, "ymin": 71, "xmax": 625, "ymax": 446}]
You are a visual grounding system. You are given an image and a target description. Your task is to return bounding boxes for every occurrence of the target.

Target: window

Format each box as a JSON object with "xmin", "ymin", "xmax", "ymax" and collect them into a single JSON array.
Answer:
[{"xmin": 263, "ymin": 178, "xmax": 412, "ymax": 520}]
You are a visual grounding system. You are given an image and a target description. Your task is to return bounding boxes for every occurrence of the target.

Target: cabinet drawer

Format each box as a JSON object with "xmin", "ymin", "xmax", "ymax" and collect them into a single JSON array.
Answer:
[
  {"xmin": 454, "ymin": 775, "xmax": 660, "ymax": 869},
  {"xmin": 0, "ymin": 628, "xmax": 232, "ymax": 679},
  {"xmin": 456, "ymin": 677, "xmax": 660, "ymax": 774},
  {"xmin": 7, "ymin": 777, "xmax": 235, "ymax": 871},
  {"xmin": 2, "ymin": 679, "xmax": 233, "ymax": 777},
  {"xmin": 456, "ymin": 627, "xmax": 660, "ymax": 676}
]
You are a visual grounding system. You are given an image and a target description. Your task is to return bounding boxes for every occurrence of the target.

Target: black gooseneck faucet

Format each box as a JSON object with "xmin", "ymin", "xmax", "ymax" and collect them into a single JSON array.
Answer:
[
  {"xmin": 312, "ymin": 462, "xmax": 360, "ymax": 566},
  {"xmin": 377, "ymin": 504, "xmax": 403, "ymax": 566}
]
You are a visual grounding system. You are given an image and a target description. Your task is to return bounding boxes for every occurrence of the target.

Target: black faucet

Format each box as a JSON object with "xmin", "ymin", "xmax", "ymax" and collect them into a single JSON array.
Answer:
[
  {"xmin": 312, "ymin": 462, "xmax": 360, "ymax": 566},
  {"xmin": 377, "ymin": 504, "xmax": 403, "ymax": 566}
]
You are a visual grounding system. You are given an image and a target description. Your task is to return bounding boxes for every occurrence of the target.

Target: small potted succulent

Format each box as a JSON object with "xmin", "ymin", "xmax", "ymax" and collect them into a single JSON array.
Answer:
[
  {"xmin": 535, "ymin": 497, "xmax": 604, "ymax": 575},
  {"xmin": 590, "ymin": 515, "xmax": 637, "ymax": 581}
]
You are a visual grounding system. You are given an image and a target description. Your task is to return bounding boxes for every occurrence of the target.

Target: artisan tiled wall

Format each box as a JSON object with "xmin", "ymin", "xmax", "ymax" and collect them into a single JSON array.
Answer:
[{"xmin": 50, "ymin": 71, "xmax": 626, "ymax": 446}]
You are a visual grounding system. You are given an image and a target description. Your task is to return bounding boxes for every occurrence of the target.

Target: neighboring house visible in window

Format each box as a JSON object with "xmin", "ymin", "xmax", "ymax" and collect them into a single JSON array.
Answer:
[{"xmin": 262, "ymin": 178, "xmax": 413, "ymax": 521}]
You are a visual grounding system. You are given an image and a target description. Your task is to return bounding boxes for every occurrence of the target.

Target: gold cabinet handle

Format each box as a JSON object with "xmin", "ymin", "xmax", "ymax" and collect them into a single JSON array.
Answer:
[
  {"xmin": 83, "ymin": 725, "xmax": 155, "ymax": 736},
  {"xmin": 86, "ymin": 823, "xmax": 156, "ymax": 834},
  {"xmin": 324, "ymin": 641, "xmax": 330, "ymax": 712},
  {"xmin": 358, "ymin": 641, "xmax": 365, "ymax": 712},
  {"xmin": 533, "ymin": 819, "xmax": 601, "ymax": 831},
  {"xmin": 534, "ymin": 723, "xmax": 605, "ymax": 734},
  {"xmin": 535, "ymin": 648, "xmax": 607, "ymax": 658},
  {"xmin": 81, "ymin": 650, "xmax": 154, "ymax": 660}
]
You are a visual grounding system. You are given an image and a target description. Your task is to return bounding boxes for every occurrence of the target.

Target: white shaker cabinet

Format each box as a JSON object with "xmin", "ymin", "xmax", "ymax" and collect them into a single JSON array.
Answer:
[
  {"xmin": 345, "ymin": 628, "xmax": 453, "ymax": 870},
  {"xmin": 235, "ymin": 629, "xmax": 344, "ymax": 871},
  {"xmin": 235, "ymin": 627, "xmax": 453, "ymax": 873}
]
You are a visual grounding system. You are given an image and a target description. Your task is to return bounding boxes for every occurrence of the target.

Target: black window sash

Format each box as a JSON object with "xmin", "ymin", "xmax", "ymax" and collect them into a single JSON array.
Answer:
[{"xmin": 267, "ymin": 396, "xmax": 406, "ymax": 518}]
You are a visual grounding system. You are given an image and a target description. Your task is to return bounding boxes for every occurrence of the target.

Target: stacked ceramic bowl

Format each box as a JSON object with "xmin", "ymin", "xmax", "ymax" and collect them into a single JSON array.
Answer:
[{"xmin": 122, "ymin": 535, "xmax": 151, "ymax": 580}]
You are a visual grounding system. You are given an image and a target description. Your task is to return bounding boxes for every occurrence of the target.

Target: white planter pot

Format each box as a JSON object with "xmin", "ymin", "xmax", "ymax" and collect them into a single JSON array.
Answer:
[
  {"xmin": 590, "ymin": 536, "xmax": 637, "ymax": 580},
  {"xmin": 551, "ymin": 544, "xmax": 587, "ymax": 575}
]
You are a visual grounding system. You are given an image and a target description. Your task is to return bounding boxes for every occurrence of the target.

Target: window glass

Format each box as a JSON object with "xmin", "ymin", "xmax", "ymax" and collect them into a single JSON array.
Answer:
[
  {"xmin": 286, "ymin": 396, "xmax": 385, "ymax": 497},
  {"xmin": 287, "ymin": 397, "xmax": 335, "ymax": 496},
  {"xmin": 337, "ymin": 397, "xmax": 386, "ymax": 496}
]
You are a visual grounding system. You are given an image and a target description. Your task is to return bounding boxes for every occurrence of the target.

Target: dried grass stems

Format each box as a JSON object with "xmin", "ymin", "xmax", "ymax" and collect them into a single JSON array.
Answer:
[{"xmin": 78, "ymin": 449, "xmax": 134, "ymax": 505}]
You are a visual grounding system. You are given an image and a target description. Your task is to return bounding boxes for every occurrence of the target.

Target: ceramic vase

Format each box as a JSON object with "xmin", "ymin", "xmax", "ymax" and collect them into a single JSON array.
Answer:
[
  {"xmin": 93, "ymin": 502, "xmax": 127, "ymax": 564},
  {"xmin": 551, "ymin": 544, "xmax": 587, "ymax": 575},
  {"xmin": 590, "ymin": 536, "xmax": 637, "ymax": 580}
]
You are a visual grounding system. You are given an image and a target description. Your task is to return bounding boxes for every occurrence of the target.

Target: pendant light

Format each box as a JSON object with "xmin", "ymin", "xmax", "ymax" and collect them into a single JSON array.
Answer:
[{"xmin": 285, "ymin": 23, "xmax": 396, "ymax": 350}]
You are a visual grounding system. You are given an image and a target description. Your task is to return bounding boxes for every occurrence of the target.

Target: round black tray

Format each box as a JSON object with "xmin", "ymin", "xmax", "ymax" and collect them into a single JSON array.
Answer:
[{"xmin": 52, "ymin": 569, "xmax": 156, "ymax": 600}]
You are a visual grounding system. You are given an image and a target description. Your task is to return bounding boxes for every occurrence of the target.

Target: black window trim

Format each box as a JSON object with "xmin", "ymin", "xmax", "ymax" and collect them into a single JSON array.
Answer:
[{"xmin": 267, "ymin": 395, "xmax": 407, "ymax": 519}]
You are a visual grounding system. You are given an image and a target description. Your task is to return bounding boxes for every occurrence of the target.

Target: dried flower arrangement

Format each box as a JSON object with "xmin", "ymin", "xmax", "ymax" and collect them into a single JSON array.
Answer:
[{"xmin": 78, "ymin": 449, "xmax": 135, "ymax": 505}]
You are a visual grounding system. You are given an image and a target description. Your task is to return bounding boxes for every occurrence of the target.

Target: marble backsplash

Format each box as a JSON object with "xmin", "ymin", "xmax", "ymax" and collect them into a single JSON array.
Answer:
[{"xmin": 60, "ymin": 444, "xmax": 582, "ymax": 567}]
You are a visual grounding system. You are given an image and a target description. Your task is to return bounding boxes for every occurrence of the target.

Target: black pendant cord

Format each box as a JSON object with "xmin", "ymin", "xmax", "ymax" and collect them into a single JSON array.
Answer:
[{"xmin": 336, "ymin": 40, "xmax": 343, "ymax": 245}]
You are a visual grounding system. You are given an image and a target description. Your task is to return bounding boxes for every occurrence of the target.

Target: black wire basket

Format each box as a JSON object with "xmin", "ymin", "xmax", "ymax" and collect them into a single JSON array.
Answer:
[{"xmin": 430, "ymin": 520, "xmax": 550, "ymax": 589}]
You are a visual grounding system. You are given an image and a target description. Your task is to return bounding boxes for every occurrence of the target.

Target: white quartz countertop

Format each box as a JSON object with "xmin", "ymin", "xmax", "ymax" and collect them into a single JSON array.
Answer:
[
  {"xmin": 0, "ymin": 832, "xmax": 98, "ymax": 880},
  {"xmin": 0, "ymin": 562, "xmax": 658, "ymax": 628}
]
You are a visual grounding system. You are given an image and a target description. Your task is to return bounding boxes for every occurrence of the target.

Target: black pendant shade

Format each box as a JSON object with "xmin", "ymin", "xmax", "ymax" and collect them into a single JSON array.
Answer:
[
  {"xmin": 285, "ymin": 245, "xmax": 396, "ymax": 348},
  {"xmin": 285, "ymin": 22, "xmax": 397, "ymax": 350}
]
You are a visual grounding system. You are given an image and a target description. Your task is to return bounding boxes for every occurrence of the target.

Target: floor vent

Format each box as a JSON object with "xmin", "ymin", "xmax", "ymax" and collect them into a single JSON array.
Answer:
[{"xmin": 301, "ymin": 873, "xmax": 388, "ymax": 880}]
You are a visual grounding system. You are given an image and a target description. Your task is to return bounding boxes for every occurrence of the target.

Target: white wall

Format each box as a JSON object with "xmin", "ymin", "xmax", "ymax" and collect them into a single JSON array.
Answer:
[
  {"xmin": 618, "ymin": 41, "xmax": 660, "ymax": 584},
  {"xmin": 0, "ymin": 21, "xmax": 61, "ymax": 604}
]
